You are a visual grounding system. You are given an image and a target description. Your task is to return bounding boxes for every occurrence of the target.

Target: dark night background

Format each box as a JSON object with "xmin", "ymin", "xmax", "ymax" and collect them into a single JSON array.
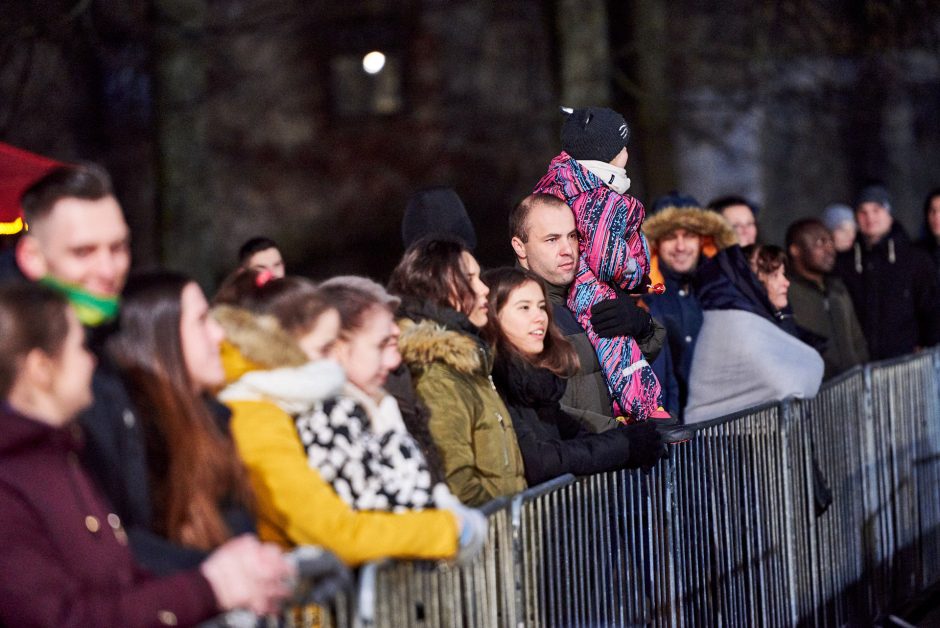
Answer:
[{"xmin": 2, "ymin": 0, "xmax": 939, "ymax": 290}]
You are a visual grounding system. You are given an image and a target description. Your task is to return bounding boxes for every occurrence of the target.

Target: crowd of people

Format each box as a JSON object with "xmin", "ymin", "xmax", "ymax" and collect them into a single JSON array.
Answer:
[{"xmin": 1, "ymin": 106, "xmax": 939, "ymax": 625}]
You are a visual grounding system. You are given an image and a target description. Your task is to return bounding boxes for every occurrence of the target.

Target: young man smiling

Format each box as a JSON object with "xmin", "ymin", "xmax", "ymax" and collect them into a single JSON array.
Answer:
[
  {"xmin": 641, "ymin": 193, "xmax": 737, "ymax": 415},
  {"xmin": 16, "ymin": 165, "xmax": 214, "ymax": 575}
]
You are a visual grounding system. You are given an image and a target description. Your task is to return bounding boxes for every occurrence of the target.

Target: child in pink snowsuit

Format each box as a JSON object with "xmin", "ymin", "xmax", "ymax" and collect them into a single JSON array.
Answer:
[{"xmin": 534, "ymin": 107, "xmax": 666, "ymax": 422}]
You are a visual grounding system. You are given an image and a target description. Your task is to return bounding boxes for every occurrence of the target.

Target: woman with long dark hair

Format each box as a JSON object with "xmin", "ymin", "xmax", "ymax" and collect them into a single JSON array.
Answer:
[
  {"xmin": 388, "ymin": 238, "xmax": 527, "ymax": 506},
  {"xmin": 108, "ymin": 271, "xmax": 255, "ymax": 561},
  {"xmin": 482, "ymin": 267, "xmax": 668, "ymax": 484},
  {"xmin": 0, "ymin": 282, "xmax": 292, "ymax": 625}
]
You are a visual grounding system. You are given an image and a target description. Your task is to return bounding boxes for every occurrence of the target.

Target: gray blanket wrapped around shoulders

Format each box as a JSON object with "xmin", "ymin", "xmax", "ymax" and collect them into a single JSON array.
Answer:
[{"xmin": 684, "ymin": 309, "xmax": 824, "ymax": 423}]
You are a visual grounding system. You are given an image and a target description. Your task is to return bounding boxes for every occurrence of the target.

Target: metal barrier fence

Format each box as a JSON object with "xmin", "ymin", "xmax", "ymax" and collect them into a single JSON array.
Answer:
[{"xmin": 300, "ymin": 347, "xmax": 940, "ymax": 627}]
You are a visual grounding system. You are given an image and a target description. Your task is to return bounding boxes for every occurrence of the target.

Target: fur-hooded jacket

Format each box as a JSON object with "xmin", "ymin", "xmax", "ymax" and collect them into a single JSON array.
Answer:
[
  {"xmin": 642, "ymin": 204, "xmax": 738, "ymax": 286},
  {"xmin": 639, "ymin": 203, "xmax": 739, "ymax": 415},
  {"xmin": 396, "ymin": 300, "xmax": 527, "ymax": 507},
  {"xmin": 213, "ymin": 305, "xmax": 446, "ymax": 513},
  {"xmin": 534, "ymin": 151, "xmax": 662, "ymax": 422}
]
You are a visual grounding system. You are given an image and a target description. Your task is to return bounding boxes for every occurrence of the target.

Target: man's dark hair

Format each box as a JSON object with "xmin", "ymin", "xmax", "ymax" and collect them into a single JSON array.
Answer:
[
  {"xmin": 785, "ymin": 218, "xmax": 826, "ymax": 250},
  {"xmin": 20, "ymin": 164, "xmax": 113, "ymax": 228},
  {"xmin": 509, "ymin": 193, "xmax": 568, "ymax": 243},
  {"xmin": 706, "ymin": 194, "xmax": 760, "ymax": 218},
  {"xmin": 238, "ymin": 237, "xmax": 279, "ymax": 264}
]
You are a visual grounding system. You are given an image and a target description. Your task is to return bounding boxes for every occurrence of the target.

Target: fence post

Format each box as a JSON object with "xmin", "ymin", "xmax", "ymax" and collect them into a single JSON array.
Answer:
[
  {"xmin": 510, "ymin": 494, "xmax": 525, "ymax": 628},
  {"xmin": 779, "ymin": 399, "xmax": 801, "ymax": 627},
  {"xmin": 354, "ymin": 562, "xmax": 378, "ymax": 628},
  {"xmin": 860, "ymin": 362, "xmax": 881, "ymax": 618}
]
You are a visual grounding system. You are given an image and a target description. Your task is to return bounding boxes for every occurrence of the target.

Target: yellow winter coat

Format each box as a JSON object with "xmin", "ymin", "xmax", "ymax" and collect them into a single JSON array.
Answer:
[
  {"xmin": 213, "ymin": 306, "xmax": 459, "ymax": 566},
  {"xmin": 398, "ymin": 318, "xmax": 527, "ymax": 507}
]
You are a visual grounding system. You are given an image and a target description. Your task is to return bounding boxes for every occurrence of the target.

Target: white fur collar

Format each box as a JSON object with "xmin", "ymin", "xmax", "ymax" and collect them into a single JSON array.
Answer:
[{"xmin": 218, "ymin": 359, "xmax": 346, "ymax": 414}]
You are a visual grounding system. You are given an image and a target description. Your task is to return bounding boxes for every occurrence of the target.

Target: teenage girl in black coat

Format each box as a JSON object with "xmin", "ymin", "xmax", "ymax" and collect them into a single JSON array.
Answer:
[{"xmin": 482, "ymin": 267, "xmax": 668, "ymax": 485}]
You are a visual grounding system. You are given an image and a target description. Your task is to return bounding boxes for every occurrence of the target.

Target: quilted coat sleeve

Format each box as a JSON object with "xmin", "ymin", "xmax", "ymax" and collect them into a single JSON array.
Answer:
[{"xmin": 227, "ymin": 400, "xmax": 459, "ymax": 566}]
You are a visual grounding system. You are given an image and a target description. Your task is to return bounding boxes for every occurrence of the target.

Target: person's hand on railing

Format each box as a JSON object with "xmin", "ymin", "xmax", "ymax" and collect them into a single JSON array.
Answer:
[
  {"xmin": 622, "ymin": 421, "xmax": 669, "ymax": 473},
  {"xmin": 433, "ymin": 484, "xmax": 489, "ymax": 564},
  {"xmin": 284, "ymin": 545, "xmax": 353, "ymax": 606},
  {"xmin": 200, "ymin": 534, "xmax": 295, "ymax": 616}
]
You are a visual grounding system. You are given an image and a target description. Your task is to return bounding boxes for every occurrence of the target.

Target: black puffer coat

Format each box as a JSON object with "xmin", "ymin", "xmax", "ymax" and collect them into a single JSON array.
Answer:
[
  {"xmin": 835, "ymin": 222, "xmax": 940, "ymax": 360},
  {"xmin": 490, "ymin": 352, "xmax": 662, "ymax": 485}
]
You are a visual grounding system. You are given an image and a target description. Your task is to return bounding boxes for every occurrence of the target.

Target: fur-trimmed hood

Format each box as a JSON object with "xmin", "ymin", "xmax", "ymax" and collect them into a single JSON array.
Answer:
[
  {"xmin": 397, "ymin": 318, "xmax": 489, "ymax": 376},
  {"xmin": 643, "ymin": 206, "xmax": 738, "ymax": 285},
  {"xmin": 643, "ymin": 206, "xmax": 738, "ymax": 251},
  {"xmin": 212, "ymin": 304, "xmax": 308, "ymax": 382}
]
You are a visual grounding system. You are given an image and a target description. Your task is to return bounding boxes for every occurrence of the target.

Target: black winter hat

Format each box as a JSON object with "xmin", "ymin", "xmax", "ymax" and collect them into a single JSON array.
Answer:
[
  {"xmin": 560, "ymin": 106, "xmax": 630, "ymax": 163},
  {"xmin": 402, "ymin": 186, "xmax": 477, "ymax": 250},
  {"xmin": 855, "ymin": 184, "xmax": 892, "ymax": 212},
  {"xmin": 651, "ymin": 191, "xmax": 701, "ymax": 214}
]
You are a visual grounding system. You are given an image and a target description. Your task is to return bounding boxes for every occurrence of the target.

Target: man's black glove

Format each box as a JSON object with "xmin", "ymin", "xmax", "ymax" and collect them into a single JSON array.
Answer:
[
  {"xmin": 621, "ymin": 420, "xmax": 669, "ymax": 472},
  {"xmin": 590, "ymin": 295, "xmax": 653, "ymax": 339}
]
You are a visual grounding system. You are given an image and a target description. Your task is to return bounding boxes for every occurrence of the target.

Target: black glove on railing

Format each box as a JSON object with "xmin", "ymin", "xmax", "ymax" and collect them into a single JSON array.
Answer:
[
  {"xmin": 622, "ymin": 420, "xmax": 669, "ymax": 472},
  {"xmin": 590, "ymin": 295, "xmax": 653, "ymax": 339}
]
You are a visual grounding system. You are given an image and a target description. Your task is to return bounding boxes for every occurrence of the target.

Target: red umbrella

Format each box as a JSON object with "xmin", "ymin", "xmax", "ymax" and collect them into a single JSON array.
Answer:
[{"xmin": 0, "ymin": 142, "xmax": 63, "ymax": 235}]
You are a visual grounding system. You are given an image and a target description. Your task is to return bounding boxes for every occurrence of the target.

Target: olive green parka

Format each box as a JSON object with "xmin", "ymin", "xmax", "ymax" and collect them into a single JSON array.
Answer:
[{"xmin": 398, "ymin": 318, "xmax": 526, "ymax": 507}]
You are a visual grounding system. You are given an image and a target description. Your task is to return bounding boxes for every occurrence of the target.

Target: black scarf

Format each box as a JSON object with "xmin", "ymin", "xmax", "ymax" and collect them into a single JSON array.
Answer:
[
  {"xmin": 491, "ymin": 350, "xmax": 565, "ymax": 410},
  {"xmin": 397, "ymin": 296, "xmax": 486, "ymax": 345}
]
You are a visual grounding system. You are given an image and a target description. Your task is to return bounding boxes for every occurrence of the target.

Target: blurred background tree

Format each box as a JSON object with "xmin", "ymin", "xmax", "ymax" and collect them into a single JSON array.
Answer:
[{"xmin": 2, "ymin": 0, "xmax": 938, "ymax": 287}]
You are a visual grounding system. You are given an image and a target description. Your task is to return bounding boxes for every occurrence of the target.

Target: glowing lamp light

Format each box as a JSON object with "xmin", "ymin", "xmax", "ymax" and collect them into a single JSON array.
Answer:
[{"xmin": 362, "ymin": 51, "xmax": 386, "ymax": 75}]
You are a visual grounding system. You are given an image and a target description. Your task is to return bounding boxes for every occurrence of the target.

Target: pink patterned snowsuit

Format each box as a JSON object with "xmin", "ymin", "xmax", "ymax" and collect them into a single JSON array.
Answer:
[{"xmin": 534, "ymin": 152, "xmax": 663, "ymax": 421}]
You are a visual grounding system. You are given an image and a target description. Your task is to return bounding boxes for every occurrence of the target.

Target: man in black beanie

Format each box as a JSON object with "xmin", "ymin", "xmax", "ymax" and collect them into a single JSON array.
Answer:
[
  {"xmin": 401, "ymin": 186, "xmax": 477, "ymax": 250},
  {"xmin": 834, "ymin": 183, "xmax": 940, "ymax": 359}
]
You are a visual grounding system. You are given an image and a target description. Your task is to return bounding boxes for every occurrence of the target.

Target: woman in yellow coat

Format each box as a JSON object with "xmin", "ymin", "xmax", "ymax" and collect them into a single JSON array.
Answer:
[{"xmin": 212, "ymin": 271, "xmax": 485, "ymax": 566}]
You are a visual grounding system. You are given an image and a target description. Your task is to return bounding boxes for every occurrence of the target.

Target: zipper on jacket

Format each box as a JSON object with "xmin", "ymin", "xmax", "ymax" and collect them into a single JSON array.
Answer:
[{"xmin": 488, "ymin": 375, "xmax": 511, "ymax": 467}]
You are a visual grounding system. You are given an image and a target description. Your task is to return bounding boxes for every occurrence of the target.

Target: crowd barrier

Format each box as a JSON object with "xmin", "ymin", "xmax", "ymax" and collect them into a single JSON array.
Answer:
[{"xmin": 283, "ymin": 347, "xmax": 940, "ymax": 627}]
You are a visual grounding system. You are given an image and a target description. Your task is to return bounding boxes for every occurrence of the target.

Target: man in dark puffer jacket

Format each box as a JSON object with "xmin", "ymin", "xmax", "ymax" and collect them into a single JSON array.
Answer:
[{"xmin": 834, "ymin": 185, "xmax": 940, "ymax": 360}]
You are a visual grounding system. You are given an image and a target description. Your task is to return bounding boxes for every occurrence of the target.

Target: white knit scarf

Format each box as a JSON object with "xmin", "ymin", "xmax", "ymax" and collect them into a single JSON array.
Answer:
[{"xmin": 579, "ymin": 160, "xmax": 631, "ymax": 194}]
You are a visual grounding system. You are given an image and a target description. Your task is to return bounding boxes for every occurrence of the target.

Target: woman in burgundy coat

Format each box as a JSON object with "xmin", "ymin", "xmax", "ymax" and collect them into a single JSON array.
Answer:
[{"xmin": 0, "ymin": 282, "xmax": 292, "ymax": 627}]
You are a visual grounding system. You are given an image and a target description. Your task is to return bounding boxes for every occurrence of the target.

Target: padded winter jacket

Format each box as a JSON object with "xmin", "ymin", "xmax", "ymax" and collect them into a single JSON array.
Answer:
[
  {"xmin": 787, "ymin": 273, "xmax": 868, "ymax": 378},
  {"xmin": 397, "ymin": 307, "xmax": 526, "ymax": 507},
  {"xmin": 835, "ymin": 223, "xmax": 940, "ymax": 360},
  {"xmin": 213, "ymin": 306, "xmax": 459, "ymax": 566},
  {"xmin": 534, "ymin": 151, "xmax": 662, "ymax": 420},
  {"xmin": 490, "ymin": 353, "xmax": 641, "ymax": 485}
]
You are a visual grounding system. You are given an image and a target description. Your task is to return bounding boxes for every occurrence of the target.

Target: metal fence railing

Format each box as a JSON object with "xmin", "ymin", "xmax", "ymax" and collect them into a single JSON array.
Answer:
[{"xmin": 290, "ymin": 347, "xmax": 940, "ymax": 627}]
